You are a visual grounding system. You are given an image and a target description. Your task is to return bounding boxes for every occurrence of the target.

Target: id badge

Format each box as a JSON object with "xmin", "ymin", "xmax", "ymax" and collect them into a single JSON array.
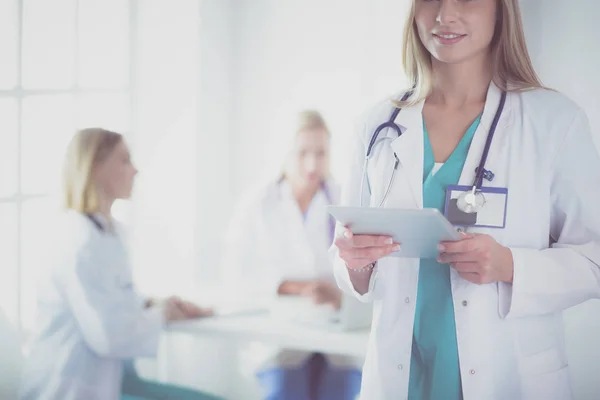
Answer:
[{"xmin": 444, "ymin": 185, "xmax": 508, "ymax": 228}]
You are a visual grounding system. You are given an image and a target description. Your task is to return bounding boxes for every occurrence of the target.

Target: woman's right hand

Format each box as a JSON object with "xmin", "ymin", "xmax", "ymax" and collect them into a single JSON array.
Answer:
[
  {"xmin": 163, "ymin": 296, "xmax": 213, "ymax": 322},
  {"xmin": 334, "ymin": 227, "xmax": 400, "ymax": 270},
  {"xmin": 163, "ymin": 299, "xmax": 187, "ymax": 322}
]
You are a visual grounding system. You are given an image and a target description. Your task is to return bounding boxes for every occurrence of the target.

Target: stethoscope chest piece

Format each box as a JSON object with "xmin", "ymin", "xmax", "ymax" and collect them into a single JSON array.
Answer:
[{"xmin": 456, "ymin": 189, "xmax": 486, "ymax": 214}]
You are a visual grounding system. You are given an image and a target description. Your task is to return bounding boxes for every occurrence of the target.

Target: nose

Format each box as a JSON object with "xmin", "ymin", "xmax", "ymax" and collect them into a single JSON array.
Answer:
[
  {"xmin": 436, "ymin": 0, "xmax": 460, "ymax": 25},
  {"xmin": 304, "ymin": 154, "xmax": 318, "ymax": 173}
]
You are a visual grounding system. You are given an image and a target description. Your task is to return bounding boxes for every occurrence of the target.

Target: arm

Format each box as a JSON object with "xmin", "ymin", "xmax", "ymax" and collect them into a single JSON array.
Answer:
[
  {"xmin": 277, "ymin": 280, "xmax": 313, "ymax": 295},
  {"xmin": 62, "ymin": 245, "xmax": 165, "ymax": 358},
  {"xmin": 499, "ymin": 110, "xmax": 600, "ymax": 318},
  {"xmin": 329, "ymin": 119, "xmax": 382, "ymax": 302}
]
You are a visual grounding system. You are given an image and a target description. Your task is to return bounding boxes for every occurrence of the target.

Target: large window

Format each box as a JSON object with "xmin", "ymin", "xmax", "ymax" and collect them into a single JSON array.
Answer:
[{"xmin": 0, "ymin": 0, "xmax": 133, "ymax": 335}]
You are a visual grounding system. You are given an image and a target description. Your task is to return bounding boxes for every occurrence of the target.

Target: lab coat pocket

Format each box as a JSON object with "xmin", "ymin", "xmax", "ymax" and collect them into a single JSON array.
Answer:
[
  {"xmin": 514, "ymin": 315, "xmax": 557, "ymax": 357},
  {"xmin": 521, "ymin": 363, "xmax": 573, "ymax": 400},
  {"xmin": 519, "ymin": 347, "xmax": 567, "ymax": 376}
]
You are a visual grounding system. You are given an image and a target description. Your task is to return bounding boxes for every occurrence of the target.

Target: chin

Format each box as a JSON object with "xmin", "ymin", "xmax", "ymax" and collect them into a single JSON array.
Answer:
[
  {"xmin": 304, "ymin": 176, "xmax": 322, "ymax": 185},
  {"xmin": 431, "ymin": 51, "xmax": 474, "ymax": 65},
  {"xmin": 118, "ymin": 192, "xmax": 133, "ymax": 200}
]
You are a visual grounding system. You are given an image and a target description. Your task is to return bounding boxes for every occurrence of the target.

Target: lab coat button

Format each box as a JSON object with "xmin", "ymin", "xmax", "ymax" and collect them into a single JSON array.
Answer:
[
  {"xmin": 397, "ymin": 364, "xmax": 403, "ymax": 370},
  {"xmin": 462, "ymin": 300, "xmax": 468, "ymax": 307},
  {"xmin": 470, "ymin": 369, "xmax": 476, "ymax": 375},
  {"xmin": 404, "ymin": 297, "xmax": 410, "ymax": 304}
]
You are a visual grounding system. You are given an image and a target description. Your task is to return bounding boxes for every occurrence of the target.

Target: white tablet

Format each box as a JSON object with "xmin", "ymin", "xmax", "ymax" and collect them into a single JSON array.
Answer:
[{"xmin": 327, "ymin": 206, "xmax": 461, "ymax": 259}]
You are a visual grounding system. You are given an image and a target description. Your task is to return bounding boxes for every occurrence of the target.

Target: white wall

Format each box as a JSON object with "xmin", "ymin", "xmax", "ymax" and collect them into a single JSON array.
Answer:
[
  {"xmin": 229, "ymin": 0, "xmax": 410, "ymax": 199},
  {"xmin": 220, "ymin": 1, "xmax": 600, "ymax": 399},
  {"xmin": 143, "ymin": 1, "xmax": 599, "ymax": 399},
  {"xmin": 521, "ymin": 1, "xmax": 600, "ymax": 399},
  {"xmin": 131, "ymin": 1, "xmax": 234, "ymax": 398}
]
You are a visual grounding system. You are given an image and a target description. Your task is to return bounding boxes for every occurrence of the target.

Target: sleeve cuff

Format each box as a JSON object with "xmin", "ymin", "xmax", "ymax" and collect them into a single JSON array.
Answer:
[
  {"xmin": 498, "ymin": 247, "xmax": 537, "ymax": 319},
  {"xmin": 333, "ymin": 257, "xmax": 379, "ymax": 303},
  {"xmin": 138, "ymin": 306, "xmax": 166, "ymax": 357}
]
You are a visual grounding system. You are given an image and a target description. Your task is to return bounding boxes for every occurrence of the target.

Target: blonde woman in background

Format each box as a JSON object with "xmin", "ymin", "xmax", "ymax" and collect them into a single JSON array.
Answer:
[
  {"xmin": 223, "ymin": 111, "xmax": 362, "ymax": 400},
  {"xmin": 19, "ymin": 128, "xmax": 222, "ymax": 400},
  {"xmin": 331, "ymin": 0, "xmax": 600, "ymax": 399}
]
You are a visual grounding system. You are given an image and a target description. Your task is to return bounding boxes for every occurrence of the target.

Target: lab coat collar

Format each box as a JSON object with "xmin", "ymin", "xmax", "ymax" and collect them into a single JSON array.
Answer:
[
  {"xmin": 388, "ymin": 82, "xmax": 511, "ymax": 208},
  {"xmin": 389, "ymin": 96, "xmax": 425, "ymax": 207},
  {"xmin": 457, "ymin": 82, "xmax": 512, "ymax": 187},
  {"xmin": 85, "ymin": 212, "xmax": 114, "ymax": 233}
]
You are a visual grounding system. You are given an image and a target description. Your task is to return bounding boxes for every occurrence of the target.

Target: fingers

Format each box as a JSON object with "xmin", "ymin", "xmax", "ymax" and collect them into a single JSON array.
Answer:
[
  {"xmin": 336, "ymin": 227, "xmax": 395, "ymax": 249},
  {"xmin": 164, "ymin": 302, "xmax": 186, "ymax": 322},
  {"xmin": 438, "ymin": 250, "xmax": 490, "ymax": 264},
  {"xmin": 448, "ymin": 262, "xmax": 481, "ymax": 273},
  {"xmin": 438, "ymin": 238, "xmax": 480, "ymax": 254},
  {"xmin": 181, "ymin": 302, "xmax": 214, "ymax": 318},
  {"xmin": 195, "ymin": 307, "xmax": 214, "ymax": 318},
  {"xmin": 339, "ymin": 244, "xmax": 399, "ymax": 267}
]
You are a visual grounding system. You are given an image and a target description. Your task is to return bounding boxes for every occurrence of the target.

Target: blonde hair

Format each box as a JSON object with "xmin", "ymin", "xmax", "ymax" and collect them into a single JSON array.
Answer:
[
  {"xmin": 62, "ymin": 128, "xmax": 123, "ymax": 213},
  {"xmin": 279, "ymin": 110, "xmax": 331, "ymax": 181},
  {"xmin": 399, "ymin": 0, "xmax": 544, "ymax": 106},
  {"xmin": 295, "ymin": 110, "xmax": 330, "ymax": 137}
]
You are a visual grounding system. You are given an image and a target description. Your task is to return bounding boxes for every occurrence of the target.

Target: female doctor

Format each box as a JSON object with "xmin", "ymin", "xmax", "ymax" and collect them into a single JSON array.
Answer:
[
  {"xmin": 19, "ymin": 128, "xmax": 222, "ymax": 400},
  {"xmin": 223, "ymin": 110, "xmax": 362, "ymax": 400},
  {"xmin": 331, "ymin": 0, "xmax": 600, "ymax": 399}
]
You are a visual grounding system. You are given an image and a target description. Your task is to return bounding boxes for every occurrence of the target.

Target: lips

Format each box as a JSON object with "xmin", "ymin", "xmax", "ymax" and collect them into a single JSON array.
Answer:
[{"xmin": 433, "ymin": 32, "xmax": 467, "ymax": 45}]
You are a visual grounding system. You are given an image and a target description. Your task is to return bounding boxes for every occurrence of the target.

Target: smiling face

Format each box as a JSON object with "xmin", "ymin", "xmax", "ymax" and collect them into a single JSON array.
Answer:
[{"xmin": 415, "ymin": 0, "xmax": 498, "ymax": 66}]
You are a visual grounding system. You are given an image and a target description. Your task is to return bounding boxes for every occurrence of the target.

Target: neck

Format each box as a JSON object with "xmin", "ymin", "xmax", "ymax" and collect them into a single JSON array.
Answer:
[
  {"xmin": 429, "ymin": 54, "xmax": 493, "ymax": 107},
  {"xmin": 287, "ymin": 177, "xmax": 320, "ymax": 208},
  {"xmin": 97, "ymin": 195, "xmax": 114, "ymax": 222}
]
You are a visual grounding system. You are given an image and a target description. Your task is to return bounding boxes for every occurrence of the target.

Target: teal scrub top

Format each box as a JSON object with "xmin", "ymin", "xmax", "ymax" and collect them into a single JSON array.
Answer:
[{"xmin": 408, "ymin": 115, "xmax": 482, "ymax": 400}]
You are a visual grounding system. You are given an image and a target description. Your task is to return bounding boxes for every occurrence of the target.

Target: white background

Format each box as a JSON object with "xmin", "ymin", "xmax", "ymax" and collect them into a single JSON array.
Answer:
[{"xmin": 1, "ymin": 0, "xmax": 598, "ymax": 399}]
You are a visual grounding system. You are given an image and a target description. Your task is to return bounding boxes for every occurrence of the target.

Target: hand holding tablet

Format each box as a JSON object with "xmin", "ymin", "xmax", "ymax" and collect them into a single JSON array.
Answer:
[
  {"xmin": 333, "ymin": 227, "xmax": 400, "ymax": 272},
  {"xmin": 328, "ymin": 206, "xmax": 461, "ymax": 260}
]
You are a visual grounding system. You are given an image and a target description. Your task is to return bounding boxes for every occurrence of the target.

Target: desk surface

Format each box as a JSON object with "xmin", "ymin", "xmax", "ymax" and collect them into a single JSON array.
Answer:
[{"xmin": 167, "ymin": 312, "xmax": 370, "ymax": 358}]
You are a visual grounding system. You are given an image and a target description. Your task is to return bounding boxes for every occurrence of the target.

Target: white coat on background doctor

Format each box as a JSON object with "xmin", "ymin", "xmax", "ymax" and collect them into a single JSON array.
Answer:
[
  {"xmin": 223, "ymin": 110, "xmax": 362, "ymax": 400},
  {"xmin": 19, "ymin": 128, "xmax": 216, "ymax": 400},
  {"xmin": 330, "ymin": 0, "xmax": 600, "ymax": 399}
]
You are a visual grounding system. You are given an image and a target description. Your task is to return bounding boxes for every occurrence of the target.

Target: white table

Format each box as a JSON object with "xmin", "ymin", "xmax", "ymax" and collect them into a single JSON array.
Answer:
[
  {"xmin": 166, "ymin": 311, "xmax": 370, "ymax": 358},
  {"xmin": 152, "ymin": 310, "xmax": 370, "ymax": 398}
]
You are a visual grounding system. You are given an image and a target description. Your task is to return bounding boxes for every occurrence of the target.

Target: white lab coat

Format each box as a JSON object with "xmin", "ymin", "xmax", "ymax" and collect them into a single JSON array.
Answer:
[
  {"xmin": 19, "ymin": 211, "xmax": 164, "ymax": 400},
  {"xmin": 223, "ymin": 178, "xmax": 362, "ymax": 373},
  {"xmin": 330, "ymin": 83, "xmax": 600, "ymax": 400}
]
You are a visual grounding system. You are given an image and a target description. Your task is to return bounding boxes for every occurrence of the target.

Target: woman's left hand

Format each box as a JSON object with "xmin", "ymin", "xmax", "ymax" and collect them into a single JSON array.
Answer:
[
  {"xmin": 301, "ymin": 281, "xmax": 343, "ymax": 310},
  {"xmin": 437, "ymin": 233, "xmax": 514, "ymax": 285}
]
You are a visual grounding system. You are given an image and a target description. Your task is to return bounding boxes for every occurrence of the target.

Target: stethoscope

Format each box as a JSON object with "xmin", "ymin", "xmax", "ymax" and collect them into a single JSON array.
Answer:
[{"xmin": 360, "ymin": 90, "xmax": 507, "ymax": 213}]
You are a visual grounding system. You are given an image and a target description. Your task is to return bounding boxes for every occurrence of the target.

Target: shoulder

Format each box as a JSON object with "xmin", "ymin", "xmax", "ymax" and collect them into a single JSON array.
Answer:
[
  {"xmin": 509, "ymin": 88, "xmax": 593, "ymax": 165},
  {"xmin": 323, "ymin": 179, "xmax": 341, "ymax": 203},
  {"xmin": 48, "ymin": 211, "xmax": 103, "ymax": 275},
  {"xmin": 239, "ymin": 179, "xmax": 280, "ymax": 209},
  {"xmin": 355, "ymin": 91, "xmax": 410, "ymax": 143},
  {"xmin": 512, "ymin": 88, "xmax": 586, "ymax": 132},
  {"xmin": 59, "ymin": 210, "xmax": 99, "ymax": 248}
]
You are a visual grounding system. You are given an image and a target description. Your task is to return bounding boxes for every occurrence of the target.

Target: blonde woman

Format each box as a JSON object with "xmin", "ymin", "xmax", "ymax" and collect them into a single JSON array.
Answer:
[
  {"xmin": 331, "ymin": 0, "xmax": 600, "ymax": 399},
  {"xmin": 19, "ymin": 128, "xmax": 222, "ymax": 400},
  {"xmin": 223, "ymin": 111, "xmax": 362, "ymax": 400}
]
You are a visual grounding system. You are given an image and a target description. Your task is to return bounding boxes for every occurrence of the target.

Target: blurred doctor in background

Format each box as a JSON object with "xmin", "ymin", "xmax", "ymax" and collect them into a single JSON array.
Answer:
[
  {"xmin": 19, "ymin": 128, "xmax": 222, "ymax": 400},
  {"xmin": 223, "ymin": 111, "xmax": 362, "ymax": 400}
]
